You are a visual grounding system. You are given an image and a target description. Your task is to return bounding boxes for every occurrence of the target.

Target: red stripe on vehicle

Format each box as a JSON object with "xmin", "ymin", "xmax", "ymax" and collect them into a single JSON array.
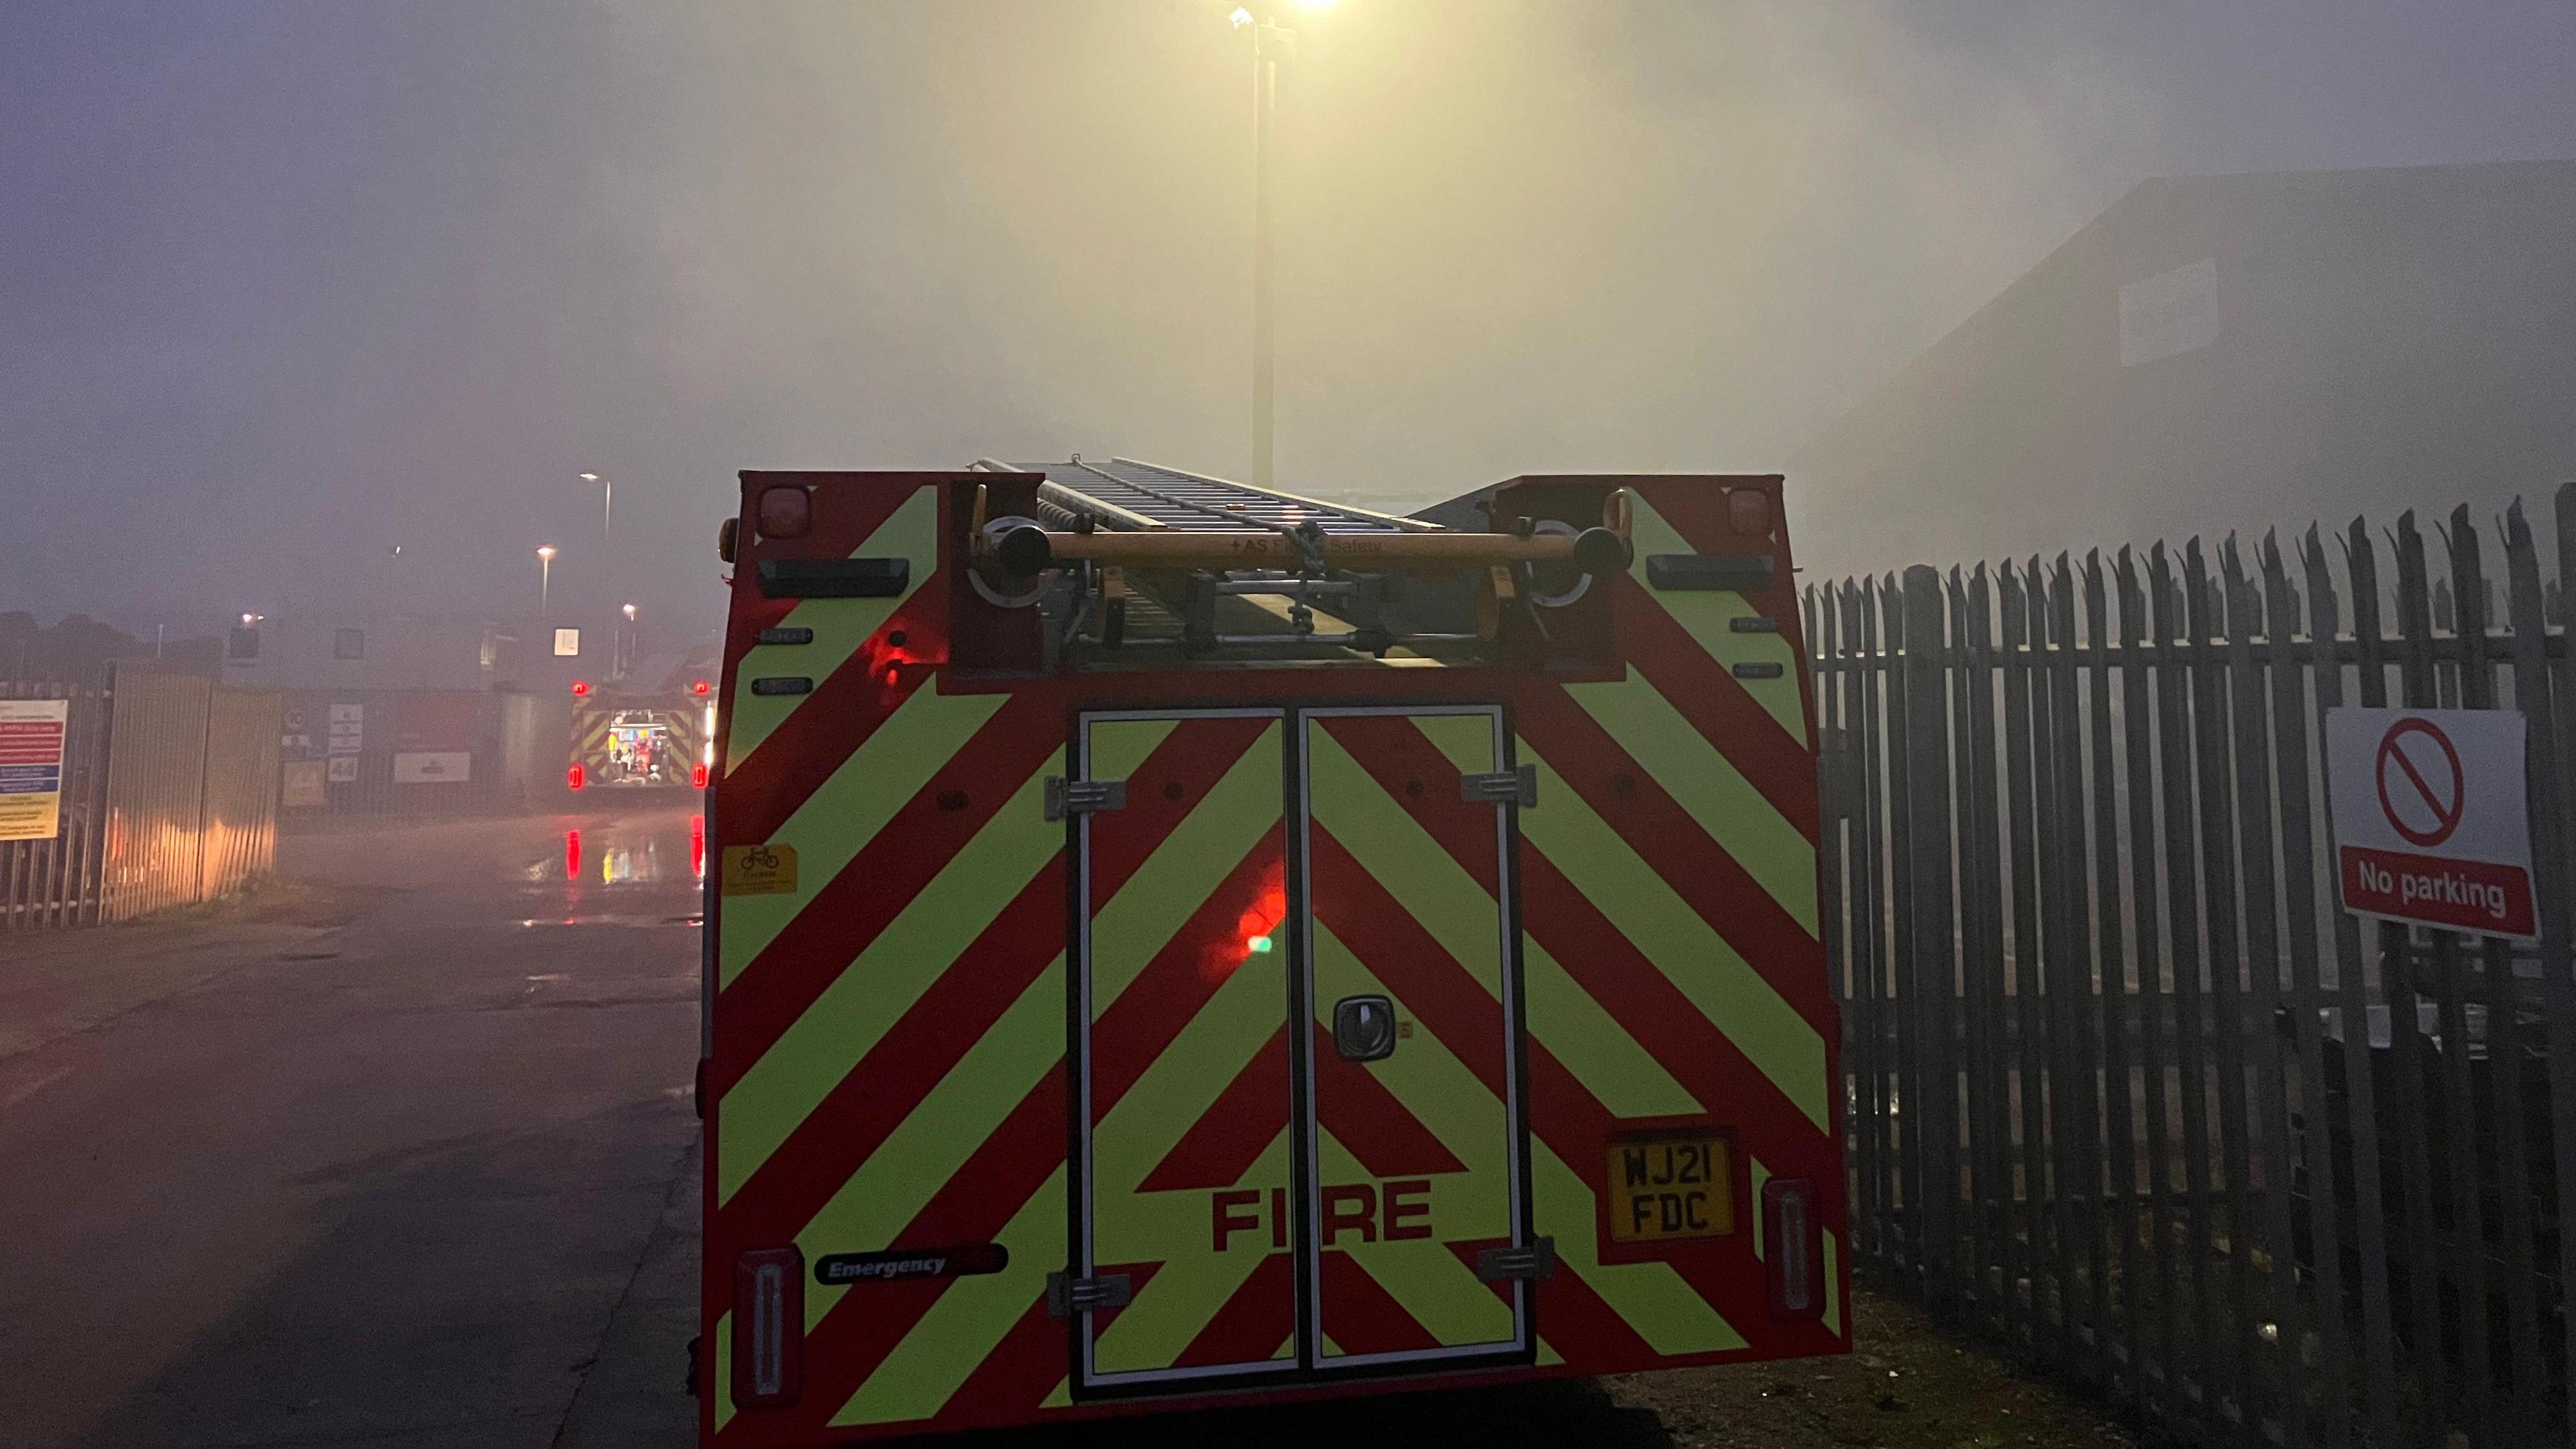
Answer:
[
  {"xmin": 931, "ymin": 1260, "xmax": 1167, "ymax": 1430},
  {"xmin": 747, "ymin": 1073, "xmax": 1070, "ymax": 1443},
  {"xmin": 1611, "ymin": 573, "xmax": 1819, "ymax": 842},
  {"xmin": 717, "ymin": 591, "xmax": 948, "ymax": 846},
  {"xmin": 1446, "ymin": 1238, "xmax": 1661, "ymax": 1366},
  {"xmin": 1316, "ymin": 1251, "xmax": 1441, "ymax": 1356},
  {"xmin": 1309, "ymin": 1018, "xmax": 1469, "ymax": 1179},
  {"xmin": 713, "ymin": 690, "xmax": 1063, "ymax": 1080},
  {"xmin": 714, "ymin": 861, "xmax": 1064, "ymax": 1251},
  {"xmin": 1089, "ymin": 838, "xmax": 1288, "ymax": 1117},
  {"xmin": 1173, "ymin": 1251, "xmax": 1297, "ymax": 1369},
  {"xmin": 1137, "ymin": 1025, "xmax": 1289, "ymax": 1194},
  {"xmin": 1309, "ymin": 729, "xmax": 1837, "ymax": 1191},
  {"xmin": 1513, "ymin": 687, "xmax": 1831, "ymax": 1028}
]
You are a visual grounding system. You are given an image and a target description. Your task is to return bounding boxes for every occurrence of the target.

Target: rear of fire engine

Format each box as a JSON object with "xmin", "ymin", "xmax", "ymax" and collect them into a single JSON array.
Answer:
[{"xmin": 700, "ymin": 458, "xmax": 1845, "ymax": 1444}]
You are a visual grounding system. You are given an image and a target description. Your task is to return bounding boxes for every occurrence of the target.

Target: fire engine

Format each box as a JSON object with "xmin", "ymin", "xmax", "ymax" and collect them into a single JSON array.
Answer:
[
  {"xmin": 700, "ymin": 457, "xmax": 1845, "ymax": 1442},
  {"xmin": 569, "ymin": 662, "xmax": 717, "ymax": 793}
]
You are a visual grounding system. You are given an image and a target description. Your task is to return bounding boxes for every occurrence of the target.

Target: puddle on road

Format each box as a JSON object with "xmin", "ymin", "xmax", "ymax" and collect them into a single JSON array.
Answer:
[{"xmin": 521, "ymin": 816, "xmax": 707, "ymax": 890}]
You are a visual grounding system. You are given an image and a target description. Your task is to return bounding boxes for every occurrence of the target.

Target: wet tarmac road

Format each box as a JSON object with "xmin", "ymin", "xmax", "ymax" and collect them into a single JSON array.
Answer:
[
  {"xmin": 0, "ymin": 806, "xmax": 1686, "ymax": 1448},
  {"xmin": 0, "ymin": 806, "xmax": 706, "ymax": 1448}
]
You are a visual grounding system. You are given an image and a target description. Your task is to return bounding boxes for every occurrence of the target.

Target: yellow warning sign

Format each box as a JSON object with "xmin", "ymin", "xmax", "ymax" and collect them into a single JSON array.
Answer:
[
  {"xmin": 722, "ymin": 843, "xmax": 798, "ymax": 896},
  {"xmin": 0, "ymin": 700, "xmax": 69, "ymax": 843}
]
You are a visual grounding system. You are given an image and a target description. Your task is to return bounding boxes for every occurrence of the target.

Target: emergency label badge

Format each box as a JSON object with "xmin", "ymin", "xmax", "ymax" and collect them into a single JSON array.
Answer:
[
  {"xmin": 814, "ymin": 1243, "xmax": 1008, "ymax": 1285},
  {"xmin": 721, "ymin": 843, "xmax": 798, "ymax": 897}
]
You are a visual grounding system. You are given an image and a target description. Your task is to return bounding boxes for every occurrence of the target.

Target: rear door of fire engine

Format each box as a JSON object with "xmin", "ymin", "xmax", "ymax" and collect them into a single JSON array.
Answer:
[{"xmin": 1067, "ymin": 706, "xmax": 1532, "ymax": 1395}]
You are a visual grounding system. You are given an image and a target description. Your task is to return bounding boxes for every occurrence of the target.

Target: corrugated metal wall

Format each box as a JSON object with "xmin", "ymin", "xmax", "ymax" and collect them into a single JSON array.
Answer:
[
  {"xmin": 100, "ymin": 669, "xmax": 215, "ymax": 922},
  {"xmin": 195, "ymin": 688, "xmax": 281, "ymax": 902},
  {"xmin": 1, "ymin": 667, "xmax": 282, "ymax": 930}
]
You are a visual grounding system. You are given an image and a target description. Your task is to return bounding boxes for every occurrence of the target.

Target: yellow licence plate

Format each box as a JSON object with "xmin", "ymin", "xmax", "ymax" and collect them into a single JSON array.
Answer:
[{"xmin": 1606, "ymin": 1134, "xmax": 1735, "ymax": 1242}]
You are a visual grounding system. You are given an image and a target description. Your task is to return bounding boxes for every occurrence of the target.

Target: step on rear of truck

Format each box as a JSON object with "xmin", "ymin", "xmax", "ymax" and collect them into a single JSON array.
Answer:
[{"xmin": 700, "ymin": 461, "xmax": 1845, "ymax": 1443}]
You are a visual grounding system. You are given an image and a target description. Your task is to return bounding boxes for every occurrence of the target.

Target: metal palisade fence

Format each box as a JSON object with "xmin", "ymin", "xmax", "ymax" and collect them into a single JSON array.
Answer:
[
  {"xmin": 1808, "ymin": 487, "xmax": 2576, "ymax": 1448},
  {"xmin": 0, "ymin": 667, "xmax": 282, "ymax": 930}
]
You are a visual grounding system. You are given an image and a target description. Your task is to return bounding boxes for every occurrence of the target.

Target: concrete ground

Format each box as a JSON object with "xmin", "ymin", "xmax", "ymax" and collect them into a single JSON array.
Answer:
[
  {"xmin": 1, "ymin": 806, "xmax": 2130, "ymax": 1449},
  {"xmin": 0, "ymin": 805, "xmax": 705, "ymax": 1448}
]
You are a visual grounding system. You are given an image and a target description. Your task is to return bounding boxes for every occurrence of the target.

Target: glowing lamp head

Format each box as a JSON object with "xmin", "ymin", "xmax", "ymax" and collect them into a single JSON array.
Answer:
[
  {"xmin": 1246, "ymin": 934, "xmax": 1274, "ymax": 955},
  {"xmin": 1228, "ymin": 6, "xmax": 1252, "ymax": 27},
  {"xmin": 537, "ymin": 545, "xmax": 557, "ymax": 561}
]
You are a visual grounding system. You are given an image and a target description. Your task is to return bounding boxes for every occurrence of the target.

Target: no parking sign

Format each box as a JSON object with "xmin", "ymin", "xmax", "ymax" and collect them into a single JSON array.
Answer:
[{"xmin": 2326, "ymin": 707, "xmax": 2536, "ymax": 939}]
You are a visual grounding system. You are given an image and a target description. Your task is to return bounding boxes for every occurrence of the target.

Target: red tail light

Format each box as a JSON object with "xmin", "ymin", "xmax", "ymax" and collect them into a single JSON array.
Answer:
[
  {"xmin": 692, "ymin": 762, "xmax": 709, "ymax": 789},
  {"xmin": 1763, "ymin": 1178, "xmax": 1825, "ymax": 1321},
  {"xmin": 567, "ymin": 763, "xmax": 585, "ymax": 790},
  {"xmin": 571, "ymin": 680, "xmax": 590, "ymax": 696},
  {"xmin": 732, "ymin": 1247, "xmax": 805, "ymax": 1409},
  {"xmin": 693, "ymin": 680, "xmax": 712, "ymax": 695}
]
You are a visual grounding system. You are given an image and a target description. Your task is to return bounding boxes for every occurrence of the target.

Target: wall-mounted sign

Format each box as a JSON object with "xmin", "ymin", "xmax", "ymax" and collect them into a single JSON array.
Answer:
[
  {"xmin": 0, "ymin": 700, "xmax": 70, "ymax": 842},
  {"xmin": 554, "ymin": 628, "xmax": 582, "ymax": 657},
  {"xmin": 2326, "ymin": 707, "xmax": 2535, "ymax": 939}
]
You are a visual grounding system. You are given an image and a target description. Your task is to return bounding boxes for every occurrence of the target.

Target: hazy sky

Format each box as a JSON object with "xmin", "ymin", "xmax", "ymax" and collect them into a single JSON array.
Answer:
[{"xmin": 7, "ymin": 1, "xmax": 2573, "ymax": 635}]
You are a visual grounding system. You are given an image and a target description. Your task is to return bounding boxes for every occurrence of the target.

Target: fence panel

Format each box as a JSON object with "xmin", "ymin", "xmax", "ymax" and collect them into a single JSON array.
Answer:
[
  {"xmin": 198, "ymin": 688, "xmax": 281, "ymax": 900},
  {"xmin": 1, "ymin": 667, "xmax": 281, "ymax": 930},
  {"xmin": 0, "ymin": 680, "xmax": 110, "ymax": 930},
  {"xmin": 1811, "ymin": 486, "xmax": 2576, "ymax": 1447}
]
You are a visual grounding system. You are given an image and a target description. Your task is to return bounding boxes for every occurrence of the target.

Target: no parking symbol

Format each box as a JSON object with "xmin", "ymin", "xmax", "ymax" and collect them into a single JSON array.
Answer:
[{"xmin": 2327, "ymin": 708, "xmax": 2535, "ymax": 939}]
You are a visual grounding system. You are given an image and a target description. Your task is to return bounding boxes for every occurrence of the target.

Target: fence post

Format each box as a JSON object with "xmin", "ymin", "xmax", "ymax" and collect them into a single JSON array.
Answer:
[
  {"xmin": 2451, "ymin": 508, "xmax": 2546, "ymax": 1444},
  {"xmin": 1855, "ymin": 577, "xmax": 1894, "ymax": 1273},
  {"xmin": 2512, "ymin": 492, "xmax": 2576, "ymax": 1449},
  {"xmin": 2221, "ymin": 537, "xmax": 2311, "ymax": 1447},
  {"xmin": 1999, "ymin": 560, "xmax": 2051, "ymax": 1353},
  {"xmin": 1964, "ymin": 566, "xmax": 2015, "ymax": 1332},
  {"xmin": 2261, "ymin": 532, "xmax": 2355, "ymax": 1449},
  {"xmin": 1884, "ymin": 573, "xmax": 1925, "ymax": 1289},
  {"xmin": 2396, "ymin": 512, "xmax": 2501, "ymax": 1446},
  {"xmin": 2083, "ymin": 552, "xmax": 2147, "ymax": 1409},
  {"xmin": 1900, "ymin": 565, "xmax": 1962, "ymax": 1316}
]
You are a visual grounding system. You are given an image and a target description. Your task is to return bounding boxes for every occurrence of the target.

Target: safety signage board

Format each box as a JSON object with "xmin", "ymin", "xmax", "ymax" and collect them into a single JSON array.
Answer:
[
  {"xmin": 2325, "ymin": 707, "xmax": 2536, "ymax": 939},
  {"xmin": 0, "ymin": 700, "xmax": 71, "ymax": 842}
]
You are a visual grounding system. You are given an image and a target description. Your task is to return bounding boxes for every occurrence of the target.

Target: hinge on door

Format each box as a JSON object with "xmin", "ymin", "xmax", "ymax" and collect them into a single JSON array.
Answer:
[
  {"xmin": 1460, "ymin": 764, "xmax": 1538, "ymax": 808},
  {"xmin": 1043, "ymin": 777, "xmax": 1126, "ymax": 822},
  {"xmin": 1045, "ymin": 1269, "xmax": 1134, "ymax": 1319},
  {"xmin": 1474, "ymin": 1238, "xmax": 1558, "ymax": 1283}
]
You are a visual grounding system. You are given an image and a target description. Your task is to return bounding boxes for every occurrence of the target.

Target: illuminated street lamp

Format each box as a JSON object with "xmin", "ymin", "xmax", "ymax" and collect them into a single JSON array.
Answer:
[
  {"xmin": 621, "ymin": 602, "xmax": 637, "ymax": 621},
  {"xmin": 537, "ymin": 545, "xmax": 558, "ymax": 611},
  {"xmin": 580, "ymin": 473, "xmax": 611, "ymax": 541},
  {"xmin": 1212, "ymin": 3, "xmax": 1329, "ymax": 489}
]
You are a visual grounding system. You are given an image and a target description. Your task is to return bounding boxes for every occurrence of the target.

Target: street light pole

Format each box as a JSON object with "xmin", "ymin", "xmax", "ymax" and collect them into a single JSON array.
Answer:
[
  {"xmin": 581, "ymin": 473, "xmax": 611, "ymax": 541},
  {"xmin": 537, "ymin": 545, "xmax": 557, "ymax": 612},
  {"xmin": 1251, "ymin": 18, "xmax": 1277, "ymax": 492}
]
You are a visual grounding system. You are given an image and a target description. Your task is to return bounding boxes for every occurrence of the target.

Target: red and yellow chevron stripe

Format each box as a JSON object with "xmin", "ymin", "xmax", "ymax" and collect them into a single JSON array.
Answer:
[{"xmin": 703, "ymin": 471, "xmax": 1845, "ymax": 1445}]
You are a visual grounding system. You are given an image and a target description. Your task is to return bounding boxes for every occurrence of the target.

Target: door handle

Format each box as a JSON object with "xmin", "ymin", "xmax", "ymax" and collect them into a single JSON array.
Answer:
[{"xmin": 1332, "ymin": 995, "xmax": 1397, "ymax": 1062}]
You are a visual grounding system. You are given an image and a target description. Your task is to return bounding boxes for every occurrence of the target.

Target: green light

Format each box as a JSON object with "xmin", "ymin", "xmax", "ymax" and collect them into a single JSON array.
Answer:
[{"xmin": 1247, "ymin": 934, "xmax": 1273, "ymax": 954}]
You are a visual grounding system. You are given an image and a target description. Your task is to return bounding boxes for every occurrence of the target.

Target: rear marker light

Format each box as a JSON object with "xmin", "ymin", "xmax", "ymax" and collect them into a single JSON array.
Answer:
[
  {"xmin": 1763, "ymin": 1177, "xmax": 1825, "ymax": 1321},
  {"xmin": 757, "ymin": 486, "xmax": 811, "ymax": 539},
  {"xmin": 567, "ymin": 763, "xmax": 585, "ymax": 790},
  {"xmin": 1727, "ymin": 487, "xmax": 1772, "ymax": 537},
  {"xmin": 732, "ymin": 1247, "xmax": 805, "ymax": 1409},
  {"xmin": 692, "ymin": 763, "xmax": 708, "ymax": 790}
]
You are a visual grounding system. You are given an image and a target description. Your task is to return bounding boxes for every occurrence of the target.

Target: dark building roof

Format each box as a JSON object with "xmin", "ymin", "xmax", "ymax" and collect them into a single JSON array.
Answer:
[{"xmin": 1789, "ymin": 159, "xmax": 2576, "ymax": 578}]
